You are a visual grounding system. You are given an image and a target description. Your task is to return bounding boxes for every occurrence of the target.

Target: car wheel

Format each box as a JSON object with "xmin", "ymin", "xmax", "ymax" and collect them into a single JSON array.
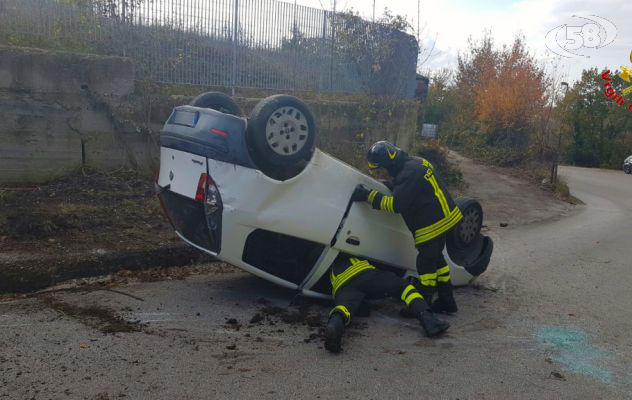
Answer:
[
  {"xmin": 189, "ymin": 91, "xmax": 242, "ymax": 117},
  {"xmin": 624, "ymin": 165, "xmax": 631, "ymax": 174},
  {"xmin": 246, "ymin": 95, "xmax": 316, "ymax": 167},
  {"xmin": 450, "ymin": 197, "xmax": 483, "ymax": 249}
]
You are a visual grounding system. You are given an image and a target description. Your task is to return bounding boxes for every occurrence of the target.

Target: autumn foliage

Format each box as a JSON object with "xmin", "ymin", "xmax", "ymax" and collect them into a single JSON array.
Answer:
[
  {"xmin": 428, "ymin": 34, "xmax": 549, "ymax": 165},
  {"xmin": 474, "ymin": 39, "xmax": 546, "ymax": 143},
  {"xmin": 424, "ymin": 33, "xmax": 632, "ymax": 171}
]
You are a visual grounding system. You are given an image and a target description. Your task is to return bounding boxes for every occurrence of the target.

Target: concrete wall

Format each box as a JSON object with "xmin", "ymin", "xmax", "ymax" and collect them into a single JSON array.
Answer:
[
  {"xmin": 0, "ymin": 46, "xmax": 419, "ymax": 184},
  {"xmin": 0, "ymin": 46, "xmax": 155, "ymax": 183}
]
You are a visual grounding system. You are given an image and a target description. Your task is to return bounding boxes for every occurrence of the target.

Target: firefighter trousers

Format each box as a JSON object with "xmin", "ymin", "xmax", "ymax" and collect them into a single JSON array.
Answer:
[
  {"xmin": 415, "ymin": 233, "xmax": 452, "ymax": 302},
  {"xmin": 330, "ymin": 267, "xmax": 425, "ymax": 325}
]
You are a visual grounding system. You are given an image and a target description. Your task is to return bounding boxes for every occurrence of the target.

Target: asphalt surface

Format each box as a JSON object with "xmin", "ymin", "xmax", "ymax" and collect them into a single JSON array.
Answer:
[{"xmin": 2, "ymin": 166, "xmax": 632, "ymax": 399}]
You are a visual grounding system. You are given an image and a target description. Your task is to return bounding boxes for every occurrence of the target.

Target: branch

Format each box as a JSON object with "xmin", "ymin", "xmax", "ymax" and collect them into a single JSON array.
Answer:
[{"xmin": 419, "ymin": 32, "xmax": 438, "ymax": 66}]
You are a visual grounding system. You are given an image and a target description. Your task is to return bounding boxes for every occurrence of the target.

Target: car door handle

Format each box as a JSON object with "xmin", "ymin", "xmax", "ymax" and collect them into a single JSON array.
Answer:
[{"xmin": 346, "ymin": 237, "xmax": 360, "ymax": 246}]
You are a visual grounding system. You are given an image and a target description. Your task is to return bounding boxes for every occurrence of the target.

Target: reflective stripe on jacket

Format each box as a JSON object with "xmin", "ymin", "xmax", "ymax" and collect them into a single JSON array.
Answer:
[
  {"xmin": 367, "ymin": 157, "xmax": 462, "ymax": 245},
  {"xmin": 330, "ymin": 257, "xmax": 375, "ymax": 297}
]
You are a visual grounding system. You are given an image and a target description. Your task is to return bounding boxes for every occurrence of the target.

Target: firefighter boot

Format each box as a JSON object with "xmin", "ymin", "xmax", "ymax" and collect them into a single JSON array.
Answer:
[
  {"xmin": 432, "ymin": 283, "xmax": 458, "ymax": 314},
  {"xmin": 406, "ymin": 295, "xmax": 450, "ymax": 337},
  {"xmin": 419, "ymin": 311, "xmax": 450, "ymax": 337},
  {"xmin": 324, "ymin": 313, "xmax": 346, "ymax": 353},
  {"xmin": 400, "ymin": 284, "xmax": 434, "ymax": 318}
]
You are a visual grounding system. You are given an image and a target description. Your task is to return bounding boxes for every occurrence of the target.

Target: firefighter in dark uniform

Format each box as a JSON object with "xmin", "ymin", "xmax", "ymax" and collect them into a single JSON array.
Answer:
[
  {"xmin": 352, "ymin": 141, "xmax": 463, "ymax": 314},
  {"xmin": 325, "ymin": 255, "xmax": 450, "ymax": 353}
]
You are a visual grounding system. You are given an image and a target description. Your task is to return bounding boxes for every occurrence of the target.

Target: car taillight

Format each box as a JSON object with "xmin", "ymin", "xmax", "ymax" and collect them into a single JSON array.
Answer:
[
  {"xmin": 195, "ymin": 173, "xmax": 221, "ymax": 211},
  {"xmin": 195, "ymin": 173, "xmax": 207, "ymax": 202},
  {"xmin": 205, "ymin": 176, "xmax": 221, "ymax": 214}
]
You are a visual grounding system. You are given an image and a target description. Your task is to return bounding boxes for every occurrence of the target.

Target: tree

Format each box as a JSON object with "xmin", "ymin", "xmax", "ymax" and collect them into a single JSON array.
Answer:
[
  {"xmin": 63, "ymin": 0, "xmax": 149, "ymax": 21},
  {"xmin": 561, "ymin": 68, "xmax": 632, "ymax": 168},
  {"xmin": 334, "ymin": 9, "xmax": 419, "ymax": 97},
  {"xmin": 423, "ymin": 68, "xmax": 454, "ymax": 125},
  {"xmin": 439, "ymin": 33, "xmax": 548, "ymax": 166}
]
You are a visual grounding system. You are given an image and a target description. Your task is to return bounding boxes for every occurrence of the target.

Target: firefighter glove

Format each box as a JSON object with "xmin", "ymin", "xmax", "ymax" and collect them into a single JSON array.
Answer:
[{"xmin": 351, "ymin": 184, "xmax": 370, "ymax": 203}]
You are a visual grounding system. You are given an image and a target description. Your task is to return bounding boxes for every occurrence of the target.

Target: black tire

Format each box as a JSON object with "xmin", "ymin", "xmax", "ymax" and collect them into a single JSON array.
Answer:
[
  {"xmin": 246, "ymin": 95, "xmax": 316, "ymax": 167},
  {"xmin": 624, "ymin": 165, "xmax": 631, "ymax": 174},
  {"xmin": 189, "ymin": 91, "xmax": 242, "ymax": 117},
  {"xmin": 449, "ymin": 197, "xmax": 483, "ymax": 249}
]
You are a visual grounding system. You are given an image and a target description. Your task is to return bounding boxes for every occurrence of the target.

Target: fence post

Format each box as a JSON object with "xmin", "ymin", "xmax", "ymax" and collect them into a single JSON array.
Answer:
[
  {"xmin": 232, "ymin": 0, "xmax": 239, "ymax": 96},
  {"xmin": 121, "ymin": 0, "xmax": 127, "ymax": 57},
  {"xmin": 318, "ymin": 11, "xmax": 327, "ymax": 94},
  {"xmin": 329, "ymin": 5, "xmax": 336, "ymax": 92},
  {"xmin": 292, "ymin": 1, "xmax": 297, "ymax": 90}
]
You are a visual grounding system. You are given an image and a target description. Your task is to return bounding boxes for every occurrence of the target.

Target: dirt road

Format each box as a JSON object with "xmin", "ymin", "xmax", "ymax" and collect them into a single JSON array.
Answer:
[
  {"xmin": 2, "ymin": 165, "xmax": 632, "ymax": 399},
  {"xmin": 453, "ymin": 151, "xmax": 575, "ymax": 228}
]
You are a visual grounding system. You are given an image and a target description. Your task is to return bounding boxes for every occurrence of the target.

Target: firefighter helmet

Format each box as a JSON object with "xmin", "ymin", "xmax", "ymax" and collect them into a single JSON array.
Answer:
[{"xmin": 367, "ymin": 141, "xmax": 404, "ymax": 171}]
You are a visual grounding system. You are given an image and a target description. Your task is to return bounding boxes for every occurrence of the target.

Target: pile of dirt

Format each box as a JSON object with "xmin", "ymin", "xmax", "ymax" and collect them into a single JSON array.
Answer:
[
  {"xmin": 249, "ymin": 300, "xmax": 326, "ymax": 343},
  {"xmin": 256, "ymin": 303, "xmax": 324, "ymax": 328},
  {"xmin": 0, "ymin": 168, "xmax": 211, "ymax": 293}
]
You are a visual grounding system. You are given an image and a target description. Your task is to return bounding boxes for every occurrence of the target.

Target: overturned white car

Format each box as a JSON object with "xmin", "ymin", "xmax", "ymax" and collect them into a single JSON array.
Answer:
[{"xmin": 157, "ymin": 93, "xmax": 493, "ymax": 299}]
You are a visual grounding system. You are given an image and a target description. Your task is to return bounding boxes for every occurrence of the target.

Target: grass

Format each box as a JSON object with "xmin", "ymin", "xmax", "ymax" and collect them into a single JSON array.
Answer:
[{"xmin": 0, "ymin": 167, "xmax": 167, "ymax": 243}]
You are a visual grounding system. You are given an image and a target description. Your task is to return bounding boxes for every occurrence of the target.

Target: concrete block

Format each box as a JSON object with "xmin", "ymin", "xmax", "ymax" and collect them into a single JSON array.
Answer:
[{"xmin": 0, "ymin": 45, "xmax": 134, "ymax": 96}]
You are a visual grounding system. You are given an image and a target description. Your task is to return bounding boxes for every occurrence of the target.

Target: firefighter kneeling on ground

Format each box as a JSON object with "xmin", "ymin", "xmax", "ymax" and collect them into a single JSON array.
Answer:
[
  {"xmin": 325, "ymin": 255, "xmax": 450, "ymax": 353},
  {"xmin": 354, "ymin": 141, "xmax": 463, "ymax": 315}
]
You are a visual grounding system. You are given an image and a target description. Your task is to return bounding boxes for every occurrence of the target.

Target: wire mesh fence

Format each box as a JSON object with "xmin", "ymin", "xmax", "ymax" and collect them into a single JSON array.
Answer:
[{"xmin": 0, "ymin": 0, "xmax": 417, "ymax": 97}]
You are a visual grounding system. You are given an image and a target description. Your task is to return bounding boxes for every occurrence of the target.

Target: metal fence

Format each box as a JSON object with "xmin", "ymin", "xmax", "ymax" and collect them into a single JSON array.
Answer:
[{"xmin": 0, "ymin": 0, "xmax": 417, "ymax": 97}]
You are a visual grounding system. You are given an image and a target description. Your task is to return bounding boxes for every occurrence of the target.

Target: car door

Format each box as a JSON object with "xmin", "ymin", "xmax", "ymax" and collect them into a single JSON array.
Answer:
[{"xmin": 332, "ymin": 201, "xmax": 418, "ymax": 271}]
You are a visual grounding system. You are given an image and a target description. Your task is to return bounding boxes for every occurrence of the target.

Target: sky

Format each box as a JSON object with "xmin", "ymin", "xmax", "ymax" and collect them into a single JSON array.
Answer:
[{"xmin": 291, "ymin": 0, "xmax": 632, "ymax": 84}]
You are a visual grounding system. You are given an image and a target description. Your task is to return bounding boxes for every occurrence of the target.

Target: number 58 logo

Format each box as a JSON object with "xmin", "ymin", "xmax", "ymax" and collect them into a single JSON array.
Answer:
[{"xmin": 545, "ymin": 15, "xmax": 617, "ymax": 58}]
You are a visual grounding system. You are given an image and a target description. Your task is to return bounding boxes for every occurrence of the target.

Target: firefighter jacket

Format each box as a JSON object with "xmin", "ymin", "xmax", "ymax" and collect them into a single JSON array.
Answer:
[
  {"xmin": 367, "ymin": 157, "xmax": 462, "ymax": 246},
  {"xmin": 329, "ymin": 257, "xmax": 375, "ymax": 297}
]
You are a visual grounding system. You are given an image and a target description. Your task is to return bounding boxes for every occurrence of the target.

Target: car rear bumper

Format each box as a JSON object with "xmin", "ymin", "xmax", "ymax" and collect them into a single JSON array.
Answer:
[{"xmin": 158, "ymin": 188, "xmax": 222, "ymax": 254}]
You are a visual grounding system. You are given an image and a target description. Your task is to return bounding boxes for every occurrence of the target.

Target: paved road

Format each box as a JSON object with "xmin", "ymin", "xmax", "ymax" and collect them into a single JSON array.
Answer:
[{"xmin": 2, "ymin": 166, "xmax": 632, "ymax": 399}]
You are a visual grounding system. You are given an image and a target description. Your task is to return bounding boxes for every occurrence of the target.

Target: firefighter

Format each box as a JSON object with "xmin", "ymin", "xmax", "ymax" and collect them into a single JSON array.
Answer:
[
  {"xmin": 351, "ymin": 141, "xmax": 462, "ymax": 315},
  {"xmin": 325, "ymin": 255, "xmax": 450, "ymax": 353}
]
